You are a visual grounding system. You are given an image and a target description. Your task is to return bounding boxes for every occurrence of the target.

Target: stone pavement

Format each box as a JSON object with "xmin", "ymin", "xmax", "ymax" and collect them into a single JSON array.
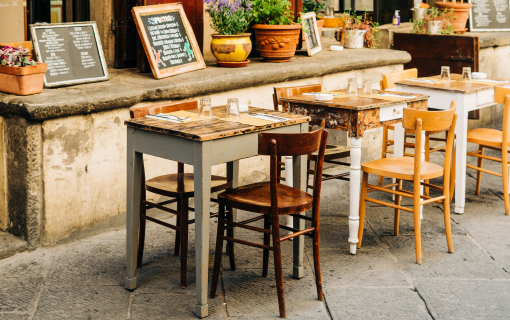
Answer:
[{"xmin": 1, "ymin": 149, "xmax": 510, "ymax": 319}]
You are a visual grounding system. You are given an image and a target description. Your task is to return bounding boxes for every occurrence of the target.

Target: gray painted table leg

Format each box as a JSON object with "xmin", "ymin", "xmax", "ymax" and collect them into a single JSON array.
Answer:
[
  {"xmin": 126, "ymin": 128, "xmax": 142, "ymax": 290},
  {"xmin": 226, "ymin": 161, "xmax": 239, "ymax": 255},
  {"xmin": 292, "ymin": 122, "xmax": 308, "ymax": 279},
  {"xmin": 193, "ymin": 141, "xmax": 212, "ymax": 318}
]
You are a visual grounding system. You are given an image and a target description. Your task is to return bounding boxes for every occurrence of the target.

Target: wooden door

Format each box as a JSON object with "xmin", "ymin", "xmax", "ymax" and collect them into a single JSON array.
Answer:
[{"xmin": 114, "ymin": 0, "xmax": 138, "ymax": 68}]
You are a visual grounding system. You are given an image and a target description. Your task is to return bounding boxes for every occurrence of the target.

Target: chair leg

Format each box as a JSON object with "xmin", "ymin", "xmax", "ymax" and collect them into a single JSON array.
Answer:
[
  {"xmin": 443, "ymin": 189, "xmax": 454, "ymax": 254},
  {"xmin": 312, "ymin": 209, "xmax": 324, "ymax": 301},
  {"xmin": 226, "ymin": 207, "xmax": 236, "ymax": 271},
  {"xmin": 137, "ymin": 189, "xmax": 147, "ymax": 268},
  {"xmin": 271, "ymin": 213, "xmax": 286, "ymax": 318},
  {"xmin": 378, "ymin": 126, "xmax": 389, "ymax": 186},
  {"xmin": 174, "ymin": 199, "xmax": 182, "ymax": 256},
  {"xmin": 210, "ymin": 204, "xmax": 226, "ymax": 298},
  {"xmin": 262, "ymin": 215, "xmax": 271, "ymax": 277},
  {"xmin": 394, "ymin": 179, "xmax": 402, "ymax": 236},
  {"xmin": 502, "ymin": 151, "xmax": 510, "ymax": 215},
  {"xmin": 475, "ymin": 146, "xmax": 484, "ymax": 195},
  {"xmin": 180, "ymin": 198, "xmax": 189, "ymax": 288},
  {"xmin": 424, "ymin": 135, "xmax": 430, "ymax": 197},
  {"xmin": 357, "ymin": 172, "xmax": 369, "ymax": 249},
  {"xmin": 450, "ymin": 145, "xmax": 456, "ymax": 203},
  {"xmin": 413, "ymin": 184, "xmax": 422, "ymax": 265}
]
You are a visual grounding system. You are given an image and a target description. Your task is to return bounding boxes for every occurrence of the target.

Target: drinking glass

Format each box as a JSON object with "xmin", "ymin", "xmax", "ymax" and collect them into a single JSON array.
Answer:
[
  {"xmin": 461, "ymin": 67, "xmax": 472, "ymax": 82},
  {"xmin": 361, "ymin": 80, "xmax": 372, "ymax": 97},
  {"xmin": 347, "ymin": 78, "xmax": 358, "ymax": 96},
  {"xmin": 226, "ymin": 98, "xmax": 240, "ymax": 121},
  {"xmin": 198, "ymin": 97, "xmax": 213, "ymax": 119},
  {"xmin": 440, "ymin": 66, "xmax": 451, "ymax": 81}
]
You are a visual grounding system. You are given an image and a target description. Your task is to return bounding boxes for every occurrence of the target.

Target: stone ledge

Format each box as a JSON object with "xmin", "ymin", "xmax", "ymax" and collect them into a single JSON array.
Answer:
[
  {"xmin": 0, "ymin": 44, "xmax": 411, "ymax": 121},
  {"xmin": 0, "ymin": 231, "xmax": 27, "ymax": 260}
]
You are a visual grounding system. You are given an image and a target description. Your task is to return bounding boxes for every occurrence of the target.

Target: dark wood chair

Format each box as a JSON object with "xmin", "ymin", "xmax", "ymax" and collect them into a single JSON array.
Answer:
[
  {"xmin": 273, "ymin": 85, "xmax": 350, "ymax": 190},
  {"xmin": 129, "ymin": 99, "xmax": 232, "ymax": 288},
  {"xmin": 210, "ymin": 121, "xmax": 329, "ymax": 318},
  {"xmin": 358, "ymin": 102, "xmax": 457, "ymax": 264}
]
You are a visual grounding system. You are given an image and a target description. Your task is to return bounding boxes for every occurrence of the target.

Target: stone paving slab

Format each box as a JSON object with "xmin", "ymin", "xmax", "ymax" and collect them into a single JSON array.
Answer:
[
  {"xmin": 325, "ymin": 287, "xmax": 432, "ymax": 320},
  {"xmin": 32, "ymin": 286, "xmax": 130, "ymax": 320},
  {"xmin": 0, "ymin": 278, "xmax": 43, "ymax": 313},
  {"xmin": 415, "ymin": 279, "xmax": 510, "ymax": 320},
  {"xmin": 0, "ymin": 314, "xmax": 30, "ymax": 320}
]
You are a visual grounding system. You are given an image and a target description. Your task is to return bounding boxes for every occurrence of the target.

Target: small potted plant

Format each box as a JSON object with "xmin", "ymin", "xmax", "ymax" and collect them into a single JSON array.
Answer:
[
  {"xmin": 339, "ymin": 12, "xmax": 379, "ymax": 49},
  {"xmin": 251, "ymin": 0, "xmax": 302, "ymax": 62},
  {"xmin": 411, "ymin": 7, "xmax": 454, "ymax": 35},
  {"xmin": 436, "ymin": 0, "xmax": 471, "ymax": 33},
  {"xmin": 205, "ymin": 0, "xmax": 253, "ymax": 67},
  {"xmin": 303, "ymin": 0, "xmax": 326, "ymax": 36},
  {"xmin": 0, "ymin": 46, "xmax": 47, "ymax": 96}
]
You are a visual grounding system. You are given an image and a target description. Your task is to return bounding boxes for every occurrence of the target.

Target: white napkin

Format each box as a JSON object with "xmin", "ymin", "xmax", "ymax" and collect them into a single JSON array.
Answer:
[
  {"xmin": 147, "ymin": 115, "xmax": 190, "ymax": 123},
  {"xmin": 473, "ymin": 79, "xmax": 508, "ymax": 83},
  {"xmin": 405, "ymin": 78, "xmax": 437, "ymax": 84},
  {"xmin": 376, "ymin": 93, "xmax": 417, "ymax": 98},
  {"xmin": 247, "ymin": 114, "xmax": 290, "ymax": 122}
]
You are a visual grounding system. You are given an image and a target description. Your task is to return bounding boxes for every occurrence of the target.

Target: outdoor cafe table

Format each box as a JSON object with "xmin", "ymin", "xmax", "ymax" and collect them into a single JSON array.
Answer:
[
  {"xmin": 395, "ymin": 75, "xmax": 510, "ymax": 214},
  {"xmin": 124, "ymin": 106, "xmax": 310, "ymax": 318},
  {"xmin": 280, "ymin": 91, "xmax": 429, "ymax": 255}
]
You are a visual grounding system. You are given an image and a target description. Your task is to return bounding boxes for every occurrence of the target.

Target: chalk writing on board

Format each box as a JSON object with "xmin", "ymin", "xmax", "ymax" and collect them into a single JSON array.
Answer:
[
  {"xmin": 141, "ymin": 11, "xmax": 197, "ymax": 70},
  {"xmin": 471, "ymin": 0, "xmax": 510, "ymax": 30},
  {"xmin": 305, "ymin": 17, "xmax": 319, "ymax": 49}
]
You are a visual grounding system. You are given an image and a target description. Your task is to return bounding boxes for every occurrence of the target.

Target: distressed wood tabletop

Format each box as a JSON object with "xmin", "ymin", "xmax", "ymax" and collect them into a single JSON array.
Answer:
[
  {"xmin": 280, "ymin": 90, "xmax": 429, "ymax": 110},
  {"xmin": 395, "ymin": 74, "xmax": 510, "ymax": 94},
  {"xmin": 124, "ymin": 106, "xmax": 310, "ymax": 141}
]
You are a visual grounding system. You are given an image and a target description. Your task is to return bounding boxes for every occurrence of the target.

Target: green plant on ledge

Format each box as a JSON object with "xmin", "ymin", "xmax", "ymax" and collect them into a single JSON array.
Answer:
[
  {"xmin": 250, "ymin": 0, "xmax": 295, "ymax": 25},
  {"xmin": 412, "ymin": 7, "xmax": 455, "ymax": 35}
]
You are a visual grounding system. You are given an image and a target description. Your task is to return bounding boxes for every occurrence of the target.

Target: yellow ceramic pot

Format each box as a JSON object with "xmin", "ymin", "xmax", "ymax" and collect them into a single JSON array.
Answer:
[{"xmin": 211, "ymin": 34, "xmax": 252, "ymax": 62}]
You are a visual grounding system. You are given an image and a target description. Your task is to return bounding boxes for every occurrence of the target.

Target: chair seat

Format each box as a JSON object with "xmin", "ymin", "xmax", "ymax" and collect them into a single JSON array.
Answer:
[
  {"xmin": 467, "ymin": 128, "xmax": 510, "ymax": 148},
  {"xmin": 311, "ymin": 144, "xmax": 350, "ymax": 161},
  {"xmin": 362, "ymin": 157, "xmax": 444, "ymax": 180},
  {"xmin": 146, "ymin": 173, "xmax": 231, "ymax": 198},
  {"xmin": 218, "ymin": 182, "xmax": 313, "ymax": 215}
]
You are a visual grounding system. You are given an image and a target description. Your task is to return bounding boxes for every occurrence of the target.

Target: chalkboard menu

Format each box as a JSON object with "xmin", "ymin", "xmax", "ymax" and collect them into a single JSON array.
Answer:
[
  {"xmin": 30, "ymin": 22, "xmax": 109, "ymax": 88},
  {"xmin": 470, "ymin": 0, "xmax": 510, "ymax": 31},
  {"xmin": 301, "ymin": 13, "xmax": 322, "ymax": 56},
  {"xmin": 132, "ymin": 3, "xmax": 205, "ymax": 79}
]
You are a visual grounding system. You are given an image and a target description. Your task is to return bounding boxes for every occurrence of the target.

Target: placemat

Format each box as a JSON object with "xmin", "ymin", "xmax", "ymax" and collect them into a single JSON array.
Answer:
[
  {"xmin": 470, "ymin": 79, "xmax": 510, "ymax": 86},
  {"xmin": 420, "ymin": 77, "xmax": 457, "ymax": 84},
  {"xmin": 372, "ymin": 93, "xmax": 416, "ymax": 101},
  {"xmin": 164, "ymin": 110, "xmax": 205, "ymax": 121},
  {"xmin": 233, "ymin": 113, "xmax": 287, "ymax": 126}
]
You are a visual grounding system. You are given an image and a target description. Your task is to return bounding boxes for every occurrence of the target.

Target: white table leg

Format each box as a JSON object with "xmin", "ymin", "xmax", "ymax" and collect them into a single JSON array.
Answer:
[
  {"xmin": 292, "ymin": 123, "xmax": 308, "ymax": 278},
  {"xmin": 193, "ymin": 141, "xmax": 212, "ymax": 318},
  {"xmin": 349, "ymin": 136, "xmax": 362, "ymax": 254},
  {"xmin": 285, "ymin": 156, "xmax": 294, "ymax": 229},
  {"xmin": 125, "ymin": 128, "xmax": 142, "ymax": 290},
  {"xmin": 454, "ymin": 94, "xmax": 470, "ymax": 214}
]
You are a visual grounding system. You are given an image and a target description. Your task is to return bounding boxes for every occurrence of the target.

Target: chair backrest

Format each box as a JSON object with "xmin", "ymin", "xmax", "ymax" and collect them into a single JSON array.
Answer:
[
  {"xmin": 129, "ymin": 99, "xmax": 198, "ymax": 119},
  {"xmin": 129, "ymin": 99, "xmax": 198, "ymax": 175},
  {"xmin": 382, "ymin": 68, "xmax": 418, "ymax": 90},
  {"xmin": 259, "ymin": 121, "xmax": 328, "ymax": 213},
  {"xmin": 273, "ymin": 84, "xmax": 322, "ymax": 111},
  {"xmin": 403, "ymin": 102, "xmax": 457, "ymax": 186},
  {"xmin": 495, "ymin": 86, "xmax": 510, "ymax": 147}
]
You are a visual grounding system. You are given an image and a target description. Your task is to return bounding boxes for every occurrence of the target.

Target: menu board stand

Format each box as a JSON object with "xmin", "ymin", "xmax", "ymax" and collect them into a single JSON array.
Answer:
[
  {"xmin": 301, "ymin": 12, "xmax": 322, "ymax": 56},
  {"xmin": 470, "ymin": 0, "xmax": 510, "ymax": 31},
  {"xmin": 132, "ymin": 3, "xmax": 206, "ymax": 79},
  {"xmin": 30, "ymin": 22, "xmax": 109, "ymax": 88}
]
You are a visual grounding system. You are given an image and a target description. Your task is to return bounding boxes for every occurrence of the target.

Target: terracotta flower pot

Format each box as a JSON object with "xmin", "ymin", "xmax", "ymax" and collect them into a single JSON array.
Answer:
[
  {"xmin": 210, "ymin": 34, "xmax": 252, "ymax": 63},
  {"xmin": 252, "ymin": 24, "xmax": 302, "ymax": 62},
  {"xmin": 435, "ymin": 1, "xmax": 472, "ymax": 33},
  {"xmin": 0, "ymin": 62, "xmax": 47, "ymax": 95}
]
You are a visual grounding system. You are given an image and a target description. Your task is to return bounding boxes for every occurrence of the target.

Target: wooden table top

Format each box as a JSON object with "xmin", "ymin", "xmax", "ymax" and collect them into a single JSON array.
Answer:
[
  {"xmin": 395, "ymin": 74, "xmax": 510, "ymax": 94},
  {"xmin": 280, "ymin": 90, "xmax": 429, "ymax": 110},
  {"xmin": 124, "ymin": 106, "xmax": 310, "ymax": 142}
]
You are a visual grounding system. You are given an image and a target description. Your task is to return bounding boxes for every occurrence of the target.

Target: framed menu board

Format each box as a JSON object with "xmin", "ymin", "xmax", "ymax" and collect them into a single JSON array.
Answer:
[
  {"xmin": 132, "ymin": 3, "xmax": 206, "ymax": 79},
  {"xmin": 30, "ymin": 22, "xmax": 109, "ymax": 88},
  {"xmin": 301, "ymin": 12, "xmax": 321, "ymax": 56},
  {"xmin": 470, "ymin": 0, "xmax": 510, "ymax": 31}
]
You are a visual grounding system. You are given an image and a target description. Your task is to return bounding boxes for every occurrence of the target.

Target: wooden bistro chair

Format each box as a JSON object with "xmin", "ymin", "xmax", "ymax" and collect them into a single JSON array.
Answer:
[
  {"xmin": 273, "ymin": 84, "xmax": 351, "ymax": 190},
  {"xmin": 129, "ymin": 99, "xmax": 232, "ymax": 288},
  {"xmin": 358, "ymin": 103, "xmax": 458, "ymax": 264},
  {"xmin": 379, "ymin": 68, "xmax": 451, "ymax": 196},
  {"xmin": 466, "ymin": 86, "xmax": 510, "ymax": 215},
  {"xmin": 210, "ymin": 122, "xmax": 329, "ymax": 318}
]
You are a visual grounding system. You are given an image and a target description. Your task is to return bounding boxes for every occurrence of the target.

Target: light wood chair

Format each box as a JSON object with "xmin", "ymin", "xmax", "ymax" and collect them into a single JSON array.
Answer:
[
  {"xmin": 273, "ymin": 85, "xmax": 351, "ymax": 189},
  {"xmin": 466, "ymin": 86, "xmax": 510, "ymax": 215},
  {"xmin": 358, "ymin": 102, "xmax": 458, "ymax": 264},
  {"xmin": 379, "ymin": 69, "xmax": 451, "ymax": 196},
  {"xmin": 129, "ymin": 100, "xmax": 232, "ymax": 288},
  {"xmin": 210, "ymin": 122, "xmax": 328, "ymax": 318}
]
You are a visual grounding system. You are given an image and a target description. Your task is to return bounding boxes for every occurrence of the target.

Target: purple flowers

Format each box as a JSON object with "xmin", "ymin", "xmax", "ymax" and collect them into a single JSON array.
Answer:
[
  {"xmin": 0, "ymin": 46, "xmax": 35, "ymax": 67},
  {"xmin": 204, "ymin": 0, "xmax": 253, "ymax": 35}
]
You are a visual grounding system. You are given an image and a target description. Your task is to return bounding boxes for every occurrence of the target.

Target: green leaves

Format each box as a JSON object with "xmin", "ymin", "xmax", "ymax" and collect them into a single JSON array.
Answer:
[{"xmin": 251, "ymin": 0, "xmax": 294, "ymax": 25}]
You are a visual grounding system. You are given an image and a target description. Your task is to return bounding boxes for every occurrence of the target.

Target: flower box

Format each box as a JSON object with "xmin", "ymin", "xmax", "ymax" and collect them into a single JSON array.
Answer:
[{"xmin": 0, "ymin": 62, "xmax": 47, "ymax": 96}]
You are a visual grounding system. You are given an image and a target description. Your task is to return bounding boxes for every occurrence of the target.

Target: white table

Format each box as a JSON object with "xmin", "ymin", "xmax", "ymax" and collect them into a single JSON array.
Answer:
[{"xmin": 396, "ymin": 76, "xmax": 509, "ymax": 214}]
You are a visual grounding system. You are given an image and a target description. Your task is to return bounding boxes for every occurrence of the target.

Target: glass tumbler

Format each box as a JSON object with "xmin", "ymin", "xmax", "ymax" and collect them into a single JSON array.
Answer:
[
  {"xmin": 440, "ymin": 66, "xmax": 451, "ymax": 81},
  {"xmin": 198, "ymin": 97, "xmax": 213, "ymax": 119},
  {"xmin": 462, "ymin": 67, "xmax": 472, "ymax": 82},
  {"xmin": 347, "ymin": 78, "xmax": 358, "ymax": 96},
  {"xmin": 361, "ymin": 80, "xmax": 373, "ymax": 97},
  {"xmin": 226, "ymin": 98, "xmax": 240, "ymax": 121}
]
